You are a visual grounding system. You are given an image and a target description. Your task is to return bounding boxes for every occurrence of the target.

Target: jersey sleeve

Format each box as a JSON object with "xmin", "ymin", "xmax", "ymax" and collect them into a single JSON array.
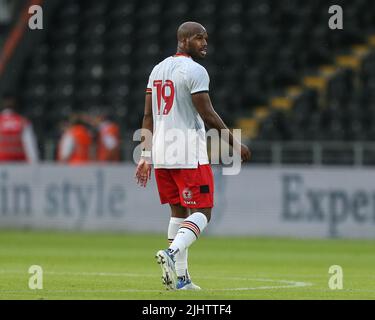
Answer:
[
  {"xmin": 146, "ymin": 66, "xmax": 157, "ymax": 94},
  {"xmin": 146, "ymin": 75, "xmax": 152, "ymax": 94},
  {"xmin": 187, "ymin": 64, "xmax": 210, "ymax": 94}
]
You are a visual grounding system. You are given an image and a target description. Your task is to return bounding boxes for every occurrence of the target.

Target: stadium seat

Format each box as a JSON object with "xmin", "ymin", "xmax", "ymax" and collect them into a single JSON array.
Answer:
[{"xmin": 11, "ymin": 0, "xmax": 375, "ymax": 158}]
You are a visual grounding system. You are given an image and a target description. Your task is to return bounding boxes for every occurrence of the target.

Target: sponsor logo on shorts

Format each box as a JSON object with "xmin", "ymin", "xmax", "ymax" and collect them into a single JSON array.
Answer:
[{"xmin": 184, "ymin": 200, "xmax": 197, "ymax": 205}]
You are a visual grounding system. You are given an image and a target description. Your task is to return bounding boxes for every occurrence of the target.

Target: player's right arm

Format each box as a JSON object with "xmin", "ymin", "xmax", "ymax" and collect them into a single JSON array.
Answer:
[
  {"xmin": 141, "ymin": 93, "xmax": 153, "ymax": 149},
  {"xmin": 192, "ymin": 92, "xmax": 251, "ymax": 162},
  {"xmin": 135, "ymin": 93, "xmax": 153, "ymax": 187}
]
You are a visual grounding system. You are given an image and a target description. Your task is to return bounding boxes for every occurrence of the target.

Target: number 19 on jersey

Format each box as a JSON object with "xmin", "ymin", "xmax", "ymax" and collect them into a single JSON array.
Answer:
[{"xmin": 153, "ymin": 80, "xmax": 175, "ymax": 115}]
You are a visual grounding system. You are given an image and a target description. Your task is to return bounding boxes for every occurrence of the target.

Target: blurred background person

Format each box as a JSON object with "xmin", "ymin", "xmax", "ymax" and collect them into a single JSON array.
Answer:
[
  {"xmin": 0, "ymin": 93, "xmax": 39, "ymax": 163},
  {"xmin": 57, "ymin": 113, "xmax": 93, "ymax": 165},
  {"xmin": 90, "ymin": 110, "xmax": 121, "ymax": 162}
]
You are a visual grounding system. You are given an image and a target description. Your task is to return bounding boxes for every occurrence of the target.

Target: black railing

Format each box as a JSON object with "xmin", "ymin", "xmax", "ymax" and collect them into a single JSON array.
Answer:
[{"xmin": 42, "ymin": 136, "xmax": 375, "ymax": 166}]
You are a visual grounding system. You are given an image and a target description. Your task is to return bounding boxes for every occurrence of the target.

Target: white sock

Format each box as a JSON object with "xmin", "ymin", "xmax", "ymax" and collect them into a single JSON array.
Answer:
[
  {"xmin": 168, "ymin": 217, "xmax": 189, "ymax": 278},
  {"xmin": 169, "ymin": 212, "xmax": 208, "ymax": 254}
]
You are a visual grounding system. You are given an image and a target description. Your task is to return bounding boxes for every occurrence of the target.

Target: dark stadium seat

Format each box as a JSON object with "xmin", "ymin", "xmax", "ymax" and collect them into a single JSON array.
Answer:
[{"xmin": 11, "ymin": 0, "xmax": 375, "ymax": 160}]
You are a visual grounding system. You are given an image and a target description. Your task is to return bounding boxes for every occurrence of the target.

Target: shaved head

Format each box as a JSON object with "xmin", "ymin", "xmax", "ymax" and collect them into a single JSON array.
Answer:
[
  {"xmin": 176, "ymin": 21, "xmax": 208, "ymax": 60},
  {"xmin": 177, "ymin": 21, "xmax": 206, "ymax": 41}
]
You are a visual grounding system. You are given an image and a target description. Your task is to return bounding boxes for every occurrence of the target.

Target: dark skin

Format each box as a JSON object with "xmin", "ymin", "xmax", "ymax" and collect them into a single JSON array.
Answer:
[{"xmin": 135, "ymin": 22, "xmax": 251, "ymax": 222}]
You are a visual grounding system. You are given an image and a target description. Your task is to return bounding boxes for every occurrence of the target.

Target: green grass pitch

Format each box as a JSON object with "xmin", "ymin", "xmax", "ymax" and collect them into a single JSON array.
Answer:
[{"xmin": 0, "ymin": 230, "xmax": 375, "ymax": 300}]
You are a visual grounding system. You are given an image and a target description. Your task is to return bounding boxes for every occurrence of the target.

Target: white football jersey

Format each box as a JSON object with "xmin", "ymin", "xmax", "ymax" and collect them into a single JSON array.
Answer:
[{"xmin": 146, "ymin": 54, "xmax": 210, "ymax": 169}]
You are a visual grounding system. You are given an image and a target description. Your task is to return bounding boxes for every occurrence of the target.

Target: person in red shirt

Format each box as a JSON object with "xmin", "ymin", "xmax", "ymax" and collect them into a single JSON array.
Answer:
[
  {"xmin": 0, "ymin": 94, "xmax": 39, "ymax": 163},
  {"xmin": 57, "ymin": 114, "xmax": 93, "ymax": 165},
  {"xmin": 91, "ymin": 112, "xmax": 121, "ymax": 162}
]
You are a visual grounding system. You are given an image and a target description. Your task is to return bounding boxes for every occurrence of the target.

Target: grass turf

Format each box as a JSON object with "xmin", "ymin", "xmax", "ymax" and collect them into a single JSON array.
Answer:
[{"xmin": 0, "ymin": 230, "xmax": 375, "ymax": 300}]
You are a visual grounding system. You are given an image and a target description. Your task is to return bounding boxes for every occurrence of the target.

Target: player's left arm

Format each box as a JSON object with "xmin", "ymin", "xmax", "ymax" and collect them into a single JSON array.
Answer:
[
  {"xmin": 192, "ymin": 92, "xmax": 251, "ymax": 162},
  {"xmin": 189, "ymin": 65, "xmax": 250, "ymax": 161},
  {"xmin": 135, "ymin": 93, "xmax": 153, "ymax": 187}
]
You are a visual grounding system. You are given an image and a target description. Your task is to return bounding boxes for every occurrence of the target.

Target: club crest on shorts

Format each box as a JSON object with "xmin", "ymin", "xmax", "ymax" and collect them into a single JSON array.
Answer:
[{"xmin": 182, "ymin": 188, "xmax": 193, "ymax": 200}]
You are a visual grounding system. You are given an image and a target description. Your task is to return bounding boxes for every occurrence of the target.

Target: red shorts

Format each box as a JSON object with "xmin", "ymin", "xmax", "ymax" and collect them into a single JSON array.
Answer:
[{"xmin": 154, "ymin": 164, "xmax": 214, "ymax": 208}]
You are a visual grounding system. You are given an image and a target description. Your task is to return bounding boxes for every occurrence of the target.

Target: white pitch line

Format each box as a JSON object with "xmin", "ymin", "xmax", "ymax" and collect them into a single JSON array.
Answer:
[
  {"xmin": 0, "ymin": 270, "xmax": 312, "ymax": 292},
  {"xmin": 47, "ymin": 271, "xmax": 155, "ymax": 278},
  {"xmin": 0, "ymin": 289, "xmax": 163, "ymax": 293}
]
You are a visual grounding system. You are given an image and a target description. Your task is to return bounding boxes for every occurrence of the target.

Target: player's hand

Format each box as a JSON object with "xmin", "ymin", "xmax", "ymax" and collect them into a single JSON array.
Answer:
[
  {"xmin": 240, "ymin": 144, "xmax": 251, "ymax": 162},
  {"xmin": 135, "ymin": 158, "xmax": 152, "ymax": 187}
]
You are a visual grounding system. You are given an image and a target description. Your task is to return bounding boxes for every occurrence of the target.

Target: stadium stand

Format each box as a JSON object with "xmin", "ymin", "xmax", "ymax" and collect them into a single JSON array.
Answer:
[{"xmin": 1, "ymin": 0, "xmax": 375, "ymax": 163}]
